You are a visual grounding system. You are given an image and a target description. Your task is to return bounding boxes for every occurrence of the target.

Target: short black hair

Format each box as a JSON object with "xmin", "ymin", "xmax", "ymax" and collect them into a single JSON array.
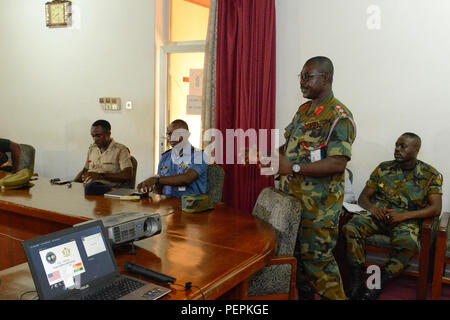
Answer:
[
  {"xmin": 401, "ymin": 132, "xmax": 421, "ymax": 149},
  {"xmin": 305, "ymin": 56, "xmax": 334, "ymax": 83},
  {"xmin": 92, "ymin": 119, "xmax": 111, "ymax": 132},
  {"xmin": 170, "ymin": 119, "xmax": 189, "ymax": 131}
]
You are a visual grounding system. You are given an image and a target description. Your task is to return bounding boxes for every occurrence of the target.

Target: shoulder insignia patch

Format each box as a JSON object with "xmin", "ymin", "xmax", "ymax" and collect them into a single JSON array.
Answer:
[{"xmin": 335, "ymin": 105, "xmax": 348, "ymax": 118}]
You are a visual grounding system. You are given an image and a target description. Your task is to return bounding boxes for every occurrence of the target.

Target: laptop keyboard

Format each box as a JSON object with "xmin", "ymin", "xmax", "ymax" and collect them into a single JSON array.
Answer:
[{"xmin": 80, "ymin": 277, "xmax": 146, "ymax": 300}]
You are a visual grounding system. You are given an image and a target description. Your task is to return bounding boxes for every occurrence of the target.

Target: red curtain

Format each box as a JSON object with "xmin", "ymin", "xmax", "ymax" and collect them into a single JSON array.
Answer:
[{"xmin": 216, "ymin": 0, "xmax": 276, "ymax": 213}]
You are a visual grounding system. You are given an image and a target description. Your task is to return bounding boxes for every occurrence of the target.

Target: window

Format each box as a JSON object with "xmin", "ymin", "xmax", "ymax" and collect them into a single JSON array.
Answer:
[{"xmin": 155, "ymin": 0, "xmax": 209, "ymax": 169}]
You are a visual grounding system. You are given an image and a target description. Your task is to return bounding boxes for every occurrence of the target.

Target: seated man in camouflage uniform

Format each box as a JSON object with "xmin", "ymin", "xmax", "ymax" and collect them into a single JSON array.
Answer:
[{"xmin": 343, "ymin": 132, "xmax": 443, "ymax": 300}]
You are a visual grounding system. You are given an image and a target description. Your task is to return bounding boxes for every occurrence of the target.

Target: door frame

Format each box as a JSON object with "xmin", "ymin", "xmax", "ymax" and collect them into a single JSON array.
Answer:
[{"xmin": 156, "ymin": 42, "xmax": 205, "ymax": 170}]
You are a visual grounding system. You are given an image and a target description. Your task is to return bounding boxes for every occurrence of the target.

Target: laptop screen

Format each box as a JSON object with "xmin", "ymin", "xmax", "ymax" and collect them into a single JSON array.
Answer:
[{"xmin": 23, "ymin": 220, "xmax": 118, "ymax": 300}]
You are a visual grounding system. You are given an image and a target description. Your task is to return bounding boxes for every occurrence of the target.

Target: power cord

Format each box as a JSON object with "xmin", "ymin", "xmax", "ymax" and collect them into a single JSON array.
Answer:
[
  {"xmin": 19, "ymin": 290, "xmax": 38, "ymax": 300},
  {"xmin": 173, "ymin": 282, "xmax": 206, "ymax": 300}
]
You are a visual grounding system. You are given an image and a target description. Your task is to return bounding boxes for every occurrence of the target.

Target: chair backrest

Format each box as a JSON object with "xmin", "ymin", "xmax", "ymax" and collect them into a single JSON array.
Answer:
[
  {"xmin": 130, "ymin": 156, "xmax": 138, "ymax": 188},
  {"xmin": 251, "ymin": 187, "xmax": 302, "ymax": 256},
  {"xmin": 206, "ymin": 164, "xmax": 224, "ymax": 203},
  {"xmin": 344, "ymin": 167, "xmax": 356, "ymax": 203},
  {"xmin": 6, "ymin": 143, "xmax": 36, "ymax": 173},
  {"xmin": 345, "ymin": 168, "xmax": 353, "ymax": 184},
  {"xmin": 119, "ymin": 156, "xmax": 138, "ymax": 189}
]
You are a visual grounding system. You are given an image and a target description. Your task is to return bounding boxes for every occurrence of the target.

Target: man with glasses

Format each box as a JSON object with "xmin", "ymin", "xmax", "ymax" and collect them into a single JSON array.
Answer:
[
  {"xmin": 271, "ymin": 56, "xmax": 356, "ymax": 300},
  {"xmin": 137, "ymin": 119, "xmax": 207, "ymax": 198}
]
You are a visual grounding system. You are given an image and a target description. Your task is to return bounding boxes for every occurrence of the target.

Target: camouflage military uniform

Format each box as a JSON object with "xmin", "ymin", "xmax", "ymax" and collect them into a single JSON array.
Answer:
[
  {"xmin": 279, "ymin": 93, "xmax": 356, "ymax": 300},
  {"xmin": 344, "ymin": 160, "xmax": 443, "ymax": 275}
]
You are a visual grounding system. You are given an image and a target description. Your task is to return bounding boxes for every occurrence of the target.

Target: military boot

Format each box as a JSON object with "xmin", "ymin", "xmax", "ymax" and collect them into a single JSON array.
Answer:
[
  {"xmin": 346, "ymin": 264, "xmax": 365, "ymax": 300},
  {"xmin": 297, "ymin": 283, "xmax": 315, "ymax": 300},
  {"xmin": 362, "ymin": 270, "xmax": 395, "ymax": 300}
]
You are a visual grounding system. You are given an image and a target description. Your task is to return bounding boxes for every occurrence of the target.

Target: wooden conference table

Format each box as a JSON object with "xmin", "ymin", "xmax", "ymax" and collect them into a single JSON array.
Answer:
[{"xmin": 0, "ymin": 176, "xmax": 276, "ymax": 300}]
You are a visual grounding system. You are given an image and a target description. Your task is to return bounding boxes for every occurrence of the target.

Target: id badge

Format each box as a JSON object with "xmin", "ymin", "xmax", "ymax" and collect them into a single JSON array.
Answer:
[{"xmin": 310, "ymin": 149, "xmax": 322, "ymax": 163}]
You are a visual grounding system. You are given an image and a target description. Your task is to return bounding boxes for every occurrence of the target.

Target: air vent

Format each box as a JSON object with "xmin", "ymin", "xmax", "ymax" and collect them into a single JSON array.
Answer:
[{"xmin": 113, "ymin": 227, "xmax": 121, "ymax": 242}]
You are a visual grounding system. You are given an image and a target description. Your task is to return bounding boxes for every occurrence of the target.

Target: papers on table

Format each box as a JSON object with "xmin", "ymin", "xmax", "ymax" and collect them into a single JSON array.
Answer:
[{"xmin": 343, "ymin": 202, "xmax": 366, "ymax": 214}]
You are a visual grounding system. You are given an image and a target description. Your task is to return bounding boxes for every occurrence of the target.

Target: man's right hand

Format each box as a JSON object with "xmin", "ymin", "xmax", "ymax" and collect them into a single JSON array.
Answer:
[
  {"xmin": 370, "ymin": 207, "xmax": 389, "ymax": 224},
  {"xmin": 81, "ymin": 172, "xmax": 103, "ymax": 184},
  {"xmin": 137, "ymin": 177, "xmax": 158, "ymax": 193}
]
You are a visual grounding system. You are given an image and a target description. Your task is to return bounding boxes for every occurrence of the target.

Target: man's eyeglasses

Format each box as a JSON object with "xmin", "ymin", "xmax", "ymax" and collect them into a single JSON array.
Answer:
[{"xmin": 298, "ymin": 73, "xmax": 327, "ymax": 81}]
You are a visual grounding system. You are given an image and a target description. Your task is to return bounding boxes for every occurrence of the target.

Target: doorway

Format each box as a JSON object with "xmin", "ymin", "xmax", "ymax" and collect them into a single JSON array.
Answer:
[{"xmin": 155, "ymin": 0, "xmax": 209, "ymax": 171}]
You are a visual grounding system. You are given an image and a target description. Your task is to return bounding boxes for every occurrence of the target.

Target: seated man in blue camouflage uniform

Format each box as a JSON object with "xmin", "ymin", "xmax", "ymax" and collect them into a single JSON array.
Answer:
[
  {"xmin": 137, "ymin": 119, "xmax": 207, "ymax": 198},
  {"xmin": 343, "ymin": 132, "xmax": 443, "ymax": 300}
]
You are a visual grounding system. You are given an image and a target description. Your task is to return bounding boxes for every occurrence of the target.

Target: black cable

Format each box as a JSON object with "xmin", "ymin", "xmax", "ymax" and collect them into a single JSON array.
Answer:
[
  {"xmin": 19, "ymin": 290, "xmax": 38, "ymax": 300},
  {"xmin": 191, "ymin": 285, "xmax": 206, "ymax": 300},
  {"xmin": 172, "ymin": 282, "xmax": 206, "ymax": 300}
]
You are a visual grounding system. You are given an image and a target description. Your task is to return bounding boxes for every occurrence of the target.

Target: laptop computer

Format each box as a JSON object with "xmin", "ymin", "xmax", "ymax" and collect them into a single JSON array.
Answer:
[{"xmin": 22, "ymin": 219, "xmax": 172, "ymax": 300}]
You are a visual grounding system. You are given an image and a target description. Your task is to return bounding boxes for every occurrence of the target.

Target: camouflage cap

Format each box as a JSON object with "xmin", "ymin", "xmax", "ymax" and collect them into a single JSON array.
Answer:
[{"xmin": 181, "ymin": 194, "xmax": 214, "ymax": 213}]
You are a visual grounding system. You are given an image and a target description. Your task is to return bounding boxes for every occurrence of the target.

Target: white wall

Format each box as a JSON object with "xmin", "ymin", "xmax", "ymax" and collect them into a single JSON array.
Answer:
[
  {"xmin": 276, "ymin": 0, "xmax": 450, "ymax": 211},
  {"xmin": 0, "ymin": 0, "xmax": 155, "ymax": 184}
]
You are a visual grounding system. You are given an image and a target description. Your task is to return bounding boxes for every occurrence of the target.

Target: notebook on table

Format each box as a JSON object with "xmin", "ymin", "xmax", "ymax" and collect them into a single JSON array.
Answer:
[
  {"xmin": 22, "ymin": 219, "xmax": 171, "ymax": 300},
  {"xmin": 104, "ymin": 188, "xmax": 147, "ymax": 199}
]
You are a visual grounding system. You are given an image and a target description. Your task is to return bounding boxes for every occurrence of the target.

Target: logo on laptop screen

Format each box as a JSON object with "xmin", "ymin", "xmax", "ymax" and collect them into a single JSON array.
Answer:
[
  {"xmin": 46, "ymin": 252, "xmax": 57, "ymax": 264},
  {"xmin": 62, "ymin": 247, "xmax": 71, "ymax": 258}
]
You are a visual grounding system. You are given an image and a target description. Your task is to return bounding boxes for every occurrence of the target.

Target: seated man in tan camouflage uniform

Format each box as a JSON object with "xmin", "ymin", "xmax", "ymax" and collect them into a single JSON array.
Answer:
[
  {"xmin": 343, "ymin": 132, "xmax": 442, "ymax": 300},
  {"xmin": 74, "ymin": 120, "xmax": 133, "ymax": 187}
]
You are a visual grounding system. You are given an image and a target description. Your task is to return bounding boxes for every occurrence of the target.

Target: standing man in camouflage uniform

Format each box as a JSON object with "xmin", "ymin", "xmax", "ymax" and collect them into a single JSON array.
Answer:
[
  {"xmin": 344, "ymin": 133, "xmax": 443, "ymax": 300},
  {"xmin": 274, "ymin": 56, "xmax": 356, "ymax": 300}
]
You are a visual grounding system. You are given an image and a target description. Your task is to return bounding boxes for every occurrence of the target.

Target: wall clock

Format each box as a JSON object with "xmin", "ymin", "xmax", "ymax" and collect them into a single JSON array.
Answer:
[{"xmin": 45, "ymin": 0, "xmax": 72, "ymax": 28}]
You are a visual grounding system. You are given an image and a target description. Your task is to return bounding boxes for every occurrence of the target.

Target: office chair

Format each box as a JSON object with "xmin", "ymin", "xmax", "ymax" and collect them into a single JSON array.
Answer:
[
  {"xmin": 5, "ymin": 143, "xmax": 36, "ymax": 173},
  {"xmin": 431, "ymin": 211, "xmax": 450, "ymax": 299},
  {"xmin": 243, "ymin": 187, "xmax": 301, "ymax": 300},
  {"xmin": 120, "ymin": 156, "xmax": 138, "ymax": 189},
  {"xmin": 206, "ymin": 164, "xmax": 224, "ymax": 203}
]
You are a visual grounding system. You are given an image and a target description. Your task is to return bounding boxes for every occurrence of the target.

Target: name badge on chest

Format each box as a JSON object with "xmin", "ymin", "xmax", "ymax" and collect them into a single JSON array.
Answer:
[{"xmin": 310, "ymin": 149, "xmax": 322, "ymax": 162}]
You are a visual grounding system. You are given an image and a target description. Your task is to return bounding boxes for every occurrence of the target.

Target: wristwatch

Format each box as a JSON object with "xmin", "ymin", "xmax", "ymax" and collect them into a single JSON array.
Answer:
[{"xmin": 292, "ymin": 163, "xmax": 302, "ymax": 175}]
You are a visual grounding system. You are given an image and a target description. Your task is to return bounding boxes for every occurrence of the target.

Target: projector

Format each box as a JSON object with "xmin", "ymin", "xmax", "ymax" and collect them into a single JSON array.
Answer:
[{"xmin": 79, "ymin": 212, "xmax": 162, "ymax": 247}]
